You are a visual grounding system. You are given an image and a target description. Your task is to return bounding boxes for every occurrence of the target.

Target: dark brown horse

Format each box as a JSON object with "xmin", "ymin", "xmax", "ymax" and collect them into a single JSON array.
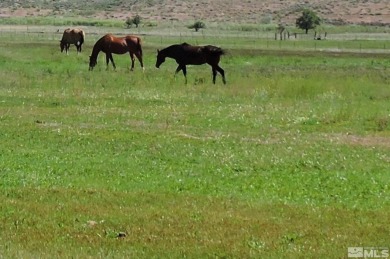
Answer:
[
  {"xmin": 155, "ymin": 43, "xmax": 226, "ymax": 84},
  {"xmin": 60, "ymin": 28, "xmax": 85, "ymax": 55},
  {"xmin": 89, "ymin": 34, "xmax": 144, "ymax": 71}
]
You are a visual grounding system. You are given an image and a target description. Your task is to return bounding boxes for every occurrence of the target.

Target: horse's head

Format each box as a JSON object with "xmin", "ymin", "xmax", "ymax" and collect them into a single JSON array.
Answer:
[
  {"xmin": 89, "ymin": 56, "xmax": 97, "ymax": 71},
  {"xmin": 155, "ymin": 49, "xmax": 165, "ymax": 68},
  {"xmin": 60, "ymin": 40, "xmax": 65, "ymax": 52}
]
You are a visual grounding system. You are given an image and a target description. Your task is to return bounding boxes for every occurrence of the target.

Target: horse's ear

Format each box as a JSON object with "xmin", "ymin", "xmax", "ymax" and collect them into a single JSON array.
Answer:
[{"xmin": 157, "ymin": 49, "xmax": 160, "ymax": 53}]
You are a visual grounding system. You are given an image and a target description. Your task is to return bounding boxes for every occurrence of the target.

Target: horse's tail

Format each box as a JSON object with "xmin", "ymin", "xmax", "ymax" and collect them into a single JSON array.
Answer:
[
  {"xmin": 79, "ymin": 30, "xmax": 85, "ymax": 45},
  {"xmin": 216, "ymin": 47, "xmax": 226, "ymax": 56},
  {"xmin": 136, "ymin": 37, "xmax": 143, "ymax": 57}
]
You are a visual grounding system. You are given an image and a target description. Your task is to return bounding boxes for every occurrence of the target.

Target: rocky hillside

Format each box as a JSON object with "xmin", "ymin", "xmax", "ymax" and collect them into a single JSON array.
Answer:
[{"xmin": 0, "ymin": 0, "xmax": 389, "ymax": 25}]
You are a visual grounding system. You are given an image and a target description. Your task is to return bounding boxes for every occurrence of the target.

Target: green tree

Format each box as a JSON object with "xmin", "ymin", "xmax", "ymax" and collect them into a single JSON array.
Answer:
[
  {"xmin": 125, "ymin": 15, "xmax": 141, "ymax": 28},
  {"xmin": 125, "ymin": 17, "xmax": 133, "ymax": 28},
  {"xmin": 295, "ymin": 9, "xmax": 321, "ymax": 34},
  {"xmin": 132, "ymin": 15, "xmax": 141, "ymax": 28},
  {"xmin": 188, "ymin": 21, "xmax": 206, "ymax": 32}
]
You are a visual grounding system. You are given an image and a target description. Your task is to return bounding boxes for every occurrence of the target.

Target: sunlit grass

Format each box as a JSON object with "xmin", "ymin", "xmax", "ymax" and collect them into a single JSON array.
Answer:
[
  {"xmin": 0, "ymin": 35, "xmax": 389, "ymax": 258},
  {"xmin": 1, "ymin": 189, "xmax": 389, "ymax": 258}
]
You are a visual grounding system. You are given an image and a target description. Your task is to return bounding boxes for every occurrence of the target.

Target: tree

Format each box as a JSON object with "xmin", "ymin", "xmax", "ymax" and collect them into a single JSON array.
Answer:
[
  {"xmin": 295, "ymin": 9, "xmax": 321, "ymax": 34},
  {"xmin": 125, "ymin": 17, "xmax": 133, "ymax": 28},
  {"xmin": 276, "ymin": 23, "xmax": 285, "ymax": 40},
  {"xmin": 132, "ymin": 15, "xmax": 141, "ymax": 28},
  {"xmin": 188, "ymin": 21, "xmax": 206, "ymax": 32},
  {"xmin": 125, "ymin": 15, "xmax": 141, "ymax": 28}
]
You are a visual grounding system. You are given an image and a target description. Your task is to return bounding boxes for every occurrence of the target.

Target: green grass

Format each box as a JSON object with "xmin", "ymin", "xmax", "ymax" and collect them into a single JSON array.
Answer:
[{"xmin": 0, "ymin": 33, "xmax": 389, "ymax": 258}]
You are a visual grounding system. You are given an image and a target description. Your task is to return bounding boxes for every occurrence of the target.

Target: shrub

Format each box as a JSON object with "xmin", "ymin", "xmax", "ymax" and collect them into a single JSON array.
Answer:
[{"xmin": 188, "ymin": 21, "xmax": 206, "ymax": 32}]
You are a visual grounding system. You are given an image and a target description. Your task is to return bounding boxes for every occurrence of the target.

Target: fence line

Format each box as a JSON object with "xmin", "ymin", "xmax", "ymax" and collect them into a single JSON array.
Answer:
[{"xmin": 0, "ymin": 27, "xmax": 389, "ymax": 54}]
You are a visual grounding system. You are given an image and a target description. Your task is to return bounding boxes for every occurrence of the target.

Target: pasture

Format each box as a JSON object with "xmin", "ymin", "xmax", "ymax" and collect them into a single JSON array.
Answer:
[{"xmin": 0, "ymin": 28, "xmax": 389, "ymax": 258}]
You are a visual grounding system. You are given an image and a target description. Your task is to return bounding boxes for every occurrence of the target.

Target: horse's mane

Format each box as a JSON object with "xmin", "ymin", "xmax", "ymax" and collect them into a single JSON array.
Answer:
[{"xmin": 160, "ymin": 43, "xmax": 184, "ymax": 54}]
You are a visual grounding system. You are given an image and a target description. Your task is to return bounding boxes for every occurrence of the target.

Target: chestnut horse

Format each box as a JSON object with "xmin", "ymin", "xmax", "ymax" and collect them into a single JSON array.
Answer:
[
  {"xmin": 60, "ymin": 28, "xmax": 85, "ymax": 55},
  {"xmin": 156, "ymin": 43, "xmax": 226, "ymax": 84},
  {"xmin": 89, "ymin": 34, "xmax": 144, "ymax": 71}
]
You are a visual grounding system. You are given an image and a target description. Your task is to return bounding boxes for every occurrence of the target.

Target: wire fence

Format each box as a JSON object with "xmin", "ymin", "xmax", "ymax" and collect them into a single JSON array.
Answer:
[{"xmin": 1, "ymin": 25, "xmax": 389, "ymax": 54}]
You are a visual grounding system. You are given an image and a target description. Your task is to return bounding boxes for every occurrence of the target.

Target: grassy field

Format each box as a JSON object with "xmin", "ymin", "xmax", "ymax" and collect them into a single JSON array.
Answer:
[{"xmin": 0, "ymin": 30, "xmax": 390, "ymax": 258}]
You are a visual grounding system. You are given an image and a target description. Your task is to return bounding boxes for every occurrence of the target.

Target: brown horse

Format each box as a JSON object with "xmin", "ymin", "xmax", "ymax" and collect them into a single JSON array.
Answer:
[
  {"xmin": 155, "ymin": 43, "xmax": 226, "ymax": 84},
  {"xmin": 89, "ymin": 34, "xmax": 144, "ymax": 71},
  {"xmin": 60, "ymin": 28, "xmax": 85, "ymax": 55}
]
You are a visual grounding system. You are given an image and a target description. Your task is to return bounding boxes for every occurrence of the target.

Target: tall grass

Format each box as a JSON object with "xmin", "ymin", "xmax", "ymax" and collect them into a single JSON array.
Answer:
[{"xmin": 0, "ymin": 33, "xmax": 389, "ymax": 258}]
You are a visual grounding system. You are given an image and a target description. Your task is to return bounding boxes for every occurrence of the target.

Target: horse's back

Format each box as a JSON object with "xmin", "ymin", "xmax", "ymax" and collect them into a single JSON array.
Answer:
[
  {"xmin": 62, "ymin": 28, "xmax": 84, "ymax": 44},
  {"xmin": 115, "ymin": 35, "xmax": 142, "ymax": 54},
  {"xmin": 178, "ymin": 43, "xmax": 223, "ymax": 55},
  {"xmin": 101, "ymin": 34, "xmax": 127, "ymax": 47},
  {"xmin": 71, "ymin": 28, "xmax": 83, "ymax": 34},
  {"xmin": 202, "ymin": 45, "xmax": 225, "ymax": 56},
  {"xmin": 96, "ymin": 34, "xmax": 142, "ymax": 55},
  {"xmin": 124, "ymin": 35, "xmax": 142, "ymax": 47},
  {"xmin": 101, "ymin": 34, "xmax": 126, "ymax": 44}
]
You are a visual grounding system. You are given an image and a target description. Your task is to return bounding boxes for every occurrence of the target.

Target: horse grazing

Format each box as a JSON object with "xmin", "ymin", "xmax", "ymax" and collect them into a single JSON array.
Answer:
[
  {"xmin": 60, "ymin": 28, "xmax": 85, "ymax": 55},
  {"xmin": 155, "ymin": 43, "xmax": 226, "ymax": 84},
  {"xmin": 89, "ymin": 34, "xmax": 144, "ymax": 71}
]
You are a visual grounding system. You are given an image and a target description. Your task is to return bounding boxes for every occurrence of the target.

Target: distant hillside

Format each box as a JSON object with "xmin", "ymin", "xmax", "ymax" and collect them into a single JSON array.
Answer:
[{"xmin": 0, "ymin": 0, "xmax": 389, "ymax": 25}]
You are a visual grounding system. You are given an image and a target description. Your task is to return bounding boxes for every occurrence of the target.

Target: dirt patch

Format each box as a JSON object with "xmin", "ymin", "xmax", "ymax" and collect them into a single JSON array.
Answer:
[
  {"xmin": 326, "ymin": 133, "xmax": 390, "ymax": 148},
  {"xmin": 0, "ymin": 0, "xmax": 389, "ymax": 25}
]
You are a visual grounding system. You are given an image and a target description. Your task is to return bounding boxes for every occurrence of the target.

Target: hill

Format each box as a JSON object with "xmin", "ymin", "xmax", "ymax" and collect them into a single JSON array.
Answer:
[{"xmin": 0, "ymin": 0, "xmax": 389, "ymax": 26}]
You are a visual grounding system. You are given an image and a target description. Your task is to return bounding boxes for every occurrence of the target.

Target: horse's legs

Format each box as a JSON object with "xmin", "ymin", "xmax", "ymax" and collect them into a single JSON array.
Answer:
[
  {"xmin": 66, "ymin": 43, "xmax": 70, "ymax": 55},
  {"xmin": 105, "ymin": 54, "xmax": 110, "ymax": 70},
  {"xmin": 217, "ymin": 65, "xmax": 226, "ymax": 84},
  {"xmin": 105, "ymin": 53, "xmax": 115, "ymax": 70},
  {"xmin": 212, "ymin": 67, "xmax": 217, "ymax": 84},
  {"xmin": 110, "ymin": 54, "xmax": 116, "ymax": 69},
  {"xmin": 134, "ymin": 52, "xmax": 144, "ymax": 71},
  {"xmin": 129, "ymin": 53, "xmax": 135, "ymax": 71},
  {"xmin": 175, "ymin": 65, "xmax": 181, "ymax": 74},
  {"xmin": 76, "ymin": 43, "xmax": 81, "ymax": 54},
  {"xmin": 175, "ymin": 65, "xmax": 187, "ymax": 84},
  {"xmin": 212, "ymin": 65, "xmax": 226, "ymax": 84}
]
